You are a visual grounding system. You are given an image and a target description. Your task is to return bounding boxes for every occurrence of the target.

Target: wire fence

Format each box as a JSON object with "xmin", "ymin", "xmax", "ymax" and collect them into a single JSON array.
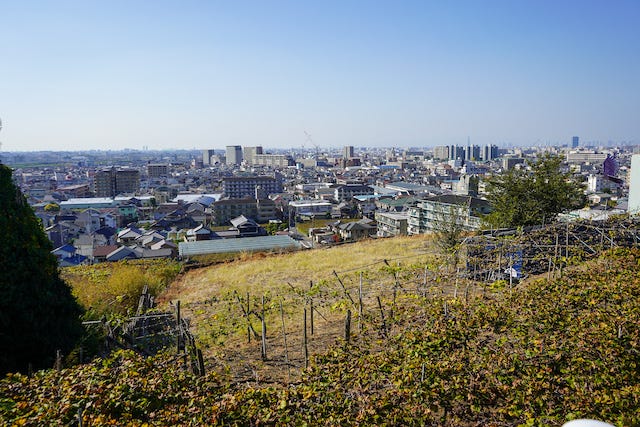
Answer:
[{"xmin": 189, "ymin": 217, "xmax": 640, "ymax": 384}]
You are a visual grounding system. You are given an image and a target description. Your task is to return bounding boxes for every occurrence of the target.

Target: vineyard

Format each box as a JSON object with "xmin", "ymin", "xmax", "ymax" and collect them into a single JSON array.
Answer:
[
  {"xmin": 2, "ymin": 221, "xmax": 640, "ymax": 425},
  {"xmin": 465, "ymin": 217, "xmax": 640, "ymax": 281}
]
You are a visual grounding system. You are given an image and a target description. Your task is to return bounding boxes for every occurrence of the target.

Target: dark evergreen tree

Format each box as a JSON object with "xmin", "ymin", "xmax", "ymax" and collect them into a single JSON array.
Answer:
[{"xmin": 0, "ymin": 165, "xmax": 84, "ymax": 375}]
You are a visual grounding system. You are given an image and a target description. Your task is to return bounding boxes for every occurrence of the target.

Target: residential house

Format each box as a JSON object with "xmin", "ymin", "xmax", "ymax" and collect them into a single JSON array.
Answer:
[
  {"xmin": 74, "ymin": 234, "xmax": 96, "ymax": 259},
  {"xmin": 132, "ymin": 246, "xmax": 175, "ymax": 260},
  {"xmin": 117, "ymin": 227, "xmax": 143, "ymax": 244},
  {"xmin": 94, "ymin": 226, "xmax": 117, "ymax": 245},
  {"xmin": 136, "ymin": 231, "xmax": 167, "ymax": 247},
  {"xmin": 51, "ymin": 244, "xmax": 88, "ymax": 267},
  {"xmin": 105, "ymin": 246, "xmax": 138, "ymax": 262},
  {"xmin": 335, "ymin": 220, "xmax": 376, "ymax": 241},
  {"xmin": 230, "ymin": 215, "xmax": 267, "ymax": 237},
  {"xmin": 150, "ymin": 239, "xmax": 178, "ymax": 257},
  {"xmin": 151, "ymin": 209, "xmax": 198, "ymax": 231},
  {"xmin": 46, "ymin": 221, "xmax": 82, "ymax": 248},
  {"xmin": 185, "ymin": 224, "xmax": 213, "ymax": 241},
  {"xmin": 93, "ymin": 245, "xmax": 120, "ymax": 262},
  {"xmin": 353, "ymin": 195, "xmax": 379, "ymax": 219},
  {"xmin": 289, "ymin": 200, "xmax": 333, "ymax": 219},
  {"xmin": 117, "ymin": 203, "xmax": 139, "ymax": 226}
]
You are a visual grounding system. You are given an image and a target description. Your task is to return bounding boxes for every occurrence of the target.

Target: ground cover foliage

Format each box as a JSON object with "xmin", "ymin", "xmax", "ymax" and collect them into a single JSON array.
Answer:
[{"xmin": 2, "ymin": 248, "xmax": 639, "ymax": 426}]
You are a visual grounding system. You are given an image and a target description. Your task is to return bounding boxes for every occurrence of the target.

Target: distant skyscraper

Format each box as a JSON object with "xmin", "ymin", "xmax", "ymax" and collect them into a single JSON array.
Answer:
[
  {"xmin": 202, "ymin": 149, "xmax": 216, "ymax": 166},
  {"xmin": 226, "ymin": 145, "xmax": 243, "ymax": 165},
  {"xmin": 482, "ymin": 144, "xmax": 499, "ymax": 161},
  {"xmin": 433, "ymin": 146, "xmax": 449, "ymax": 160},
  {"xmin": 572, "ymin": 136, "xmax": 579, "ymax": 148},
  {"xmin": 463, "ymin": 144, "xmax": 480, "ymax": 161},
  {"xmin": 344, "ymin": 146, "xmax": 354, "ymax": 159},
  {"xmin": 244, "ymin": 146, "xmax": 263, "ymax": 165},
  {"xmin": 449, "ymin": 145, "xmax": 464, "ymax": 160}
]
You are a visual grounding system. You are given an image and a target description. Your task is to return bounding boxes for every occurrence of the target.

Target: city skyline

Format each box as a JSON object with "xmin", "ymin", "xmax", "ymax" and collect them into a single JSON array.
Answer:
[{"xmin": 1, "ymin": 0, "xmax": 639, "ymax": 152}]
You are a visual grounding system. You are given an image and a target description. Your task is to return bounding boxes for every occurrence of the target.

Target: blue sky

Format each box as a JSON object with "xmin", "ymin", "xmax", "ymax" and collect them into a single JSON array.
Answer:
[{"xmin": 0, "ymin": 0, "xmax": 638, "ymax": 151}]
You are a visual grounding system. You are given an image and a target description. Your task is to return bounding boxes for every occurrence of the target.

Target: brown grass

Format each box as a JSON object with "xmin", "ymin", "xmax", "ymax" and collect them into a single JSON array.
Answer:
[
  {"xmin": 160, "ymin": 235, "xmax": 434, "ymax": 303},
  {"xmin": 156, "ymin": 235, "xmax": 479, "ymax": 384}
]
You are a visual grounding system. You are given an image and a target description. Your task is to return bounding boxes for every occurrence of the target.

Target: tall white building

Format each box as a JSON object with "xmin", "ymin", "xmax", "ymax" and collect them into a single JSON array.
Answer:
[
  {"xmin": 344, "ymin": 146, "xmax": 354, "ymax": 159},
  {"xmin": 226, "ymin": 145, "xmax": 243, "ymax": 165},
  {"xmin": 202, "ymin": 149, "xmax": 216, "ymax": 166},
  {"xmin": 243, "ymin": 146, "xmax": 263, "ymax": 165},
  {"xmin": 628, "ymin": 155, "xmax": 640, "ymax": 214}
]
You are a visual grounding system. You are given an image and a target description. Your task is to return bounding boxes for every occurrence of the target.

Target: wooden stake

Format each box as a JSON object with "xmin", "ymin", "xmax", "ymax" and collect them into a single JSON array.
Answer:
[
  {"xmin": 247, "ymin": 292, "xmax": 251, "ymax": 343},
  {"xmin": 344, "ymin": 309, "xmax": 352, "ymax": 343},
  {"xmin": 333, "ymin": 270, "xmax": 355, "ymax": 306},
  {"xmin": 377, "ymin": 296, "xmax": 387, "ymax": 337},
  {"xmin": 422, "ymin": 265, "xmax": 428, "ymax": 297},
  {"xmin": 280, "ymin": 300, "xmax": 290, "ymax": 381},
  {"xmin": 309, "ymin": 281, "xmax": 314, "ymax": 335},
  {"xmin": 303, "ymin": 308, "xmax": 309, "ymax": 369},
  {"xmin": 554, "ymin": 234, "xmax": 559, "ymax": 278},
  {"xmin": 453, "ymin": 268, "xmax": 459, "ymax": 300},
  {"xmin": 234, "ymin": 292, "xmax": 259, "ymax": 340},
  {"xmin": 261, "ymin": 296, "xmax": 267, "ymax": 361},
  {"xmin": 196, "ymin": 348, "xmax": 205, "ymax": 376},
  {"xmin": 54, "ymin": 349, "xmax": 62, "ymax": 371},
  {"xmin": 565, "ymin": 221, "xmax": 569, "ymax": 258},
  {"xmin": 358, "ymin": 272, "xmax": 364, "ymax": 331},
  {"xmin": 176, "ymin": 301, "xmax": 182, "ymax": 352}
]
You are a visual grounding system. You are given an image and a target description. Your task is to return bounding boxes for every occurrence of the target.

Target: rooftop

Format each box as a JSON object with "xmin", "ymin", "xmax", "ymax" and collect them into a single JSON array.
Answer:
[{"xmin": 178, "ymin": 235, "xmax": 301, "ymax": 257}]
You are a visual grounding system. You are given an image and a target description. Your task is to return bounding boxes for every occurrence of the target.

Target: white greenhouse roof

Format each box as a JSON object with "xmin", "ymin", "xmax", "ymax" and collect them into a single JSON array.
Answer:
[{"xmin": 179, "ymin": 235, "xmax": 301, "ymax": 257}]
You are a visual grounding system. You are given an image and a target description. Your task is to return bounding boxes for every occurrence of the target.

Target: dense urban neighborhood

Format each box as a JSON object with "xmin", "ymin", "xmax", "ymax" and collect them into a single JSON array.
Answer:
[{"xmin": 1, "ymin": 140, "xmax": 633, "ymax": 267}]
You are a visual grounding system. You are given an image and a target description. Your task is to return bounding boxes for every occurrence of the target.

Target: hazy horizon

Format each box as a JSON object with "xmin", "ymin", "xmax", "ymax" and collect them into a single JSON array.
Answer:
[{"xmin": 1, "ymin": 1, "xmax": 639, "ymax": 151}]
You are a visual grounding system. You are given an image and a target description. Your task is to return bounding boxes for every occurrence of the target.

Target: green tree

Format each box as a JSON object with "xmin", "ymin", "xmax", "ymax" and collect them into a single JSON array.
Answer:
[
  {"xmin": 483, "ymin": 153, "xmax": 586, "ymax": 228},
  {"xmin": 0, "ymin": 165, "xmax": 84, "ymax": 375},
  {"xmin": 44, "ymin": 202, "xmax": 60, "ymax": 212},
  {"xmin": 432, "ymin": 204, "xmax": 467, "ymax": 273},
  {"xmin": 264, "ymin": 221, "xmax": 287, "ymax": 235}
]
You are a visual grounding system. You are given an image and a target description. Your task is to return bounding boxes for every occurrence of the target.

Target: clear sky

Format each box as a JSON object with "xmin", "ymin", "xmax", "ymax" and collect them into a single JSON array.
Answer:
[{"xmin": 1, "ymin": 0, "xmax": 639, "ymax": 151}]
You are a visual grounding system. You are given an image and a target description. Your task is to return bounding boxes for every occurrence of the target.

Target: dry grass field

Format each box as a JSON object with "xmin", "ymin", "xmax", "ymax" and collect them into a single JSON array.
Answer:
[{"xmin": 156, "ymin": 235, "xmax": 479, "ymax": 383}]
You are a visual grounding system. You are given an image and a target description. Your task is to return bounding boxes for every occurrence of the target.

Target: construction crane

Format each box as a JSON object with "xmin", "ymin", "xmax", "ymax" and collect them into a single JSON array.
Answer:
[{"xmin": 304, "ymin": 131, "xmax": 320, "ymax": 159}]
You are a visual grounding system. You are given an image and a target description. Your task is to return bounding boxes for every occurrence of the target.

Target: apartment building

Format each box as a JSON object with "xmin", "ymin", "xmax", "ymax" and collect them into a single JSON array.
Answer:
[
  {"xmin": 222, "ymin": 175, "xmax": 282, "ymax": 199},
  {"xmin": 94, "ymin": 167, "xmax": 140, "ymax": 197},
  {"xmin": 407, "ymin": 195, "xmax": 491, "ymax": 235},
  {"xmin": 375, "ymin": 211, "xmax": 409, "ymax": 237},
  {"xmin": 209, "ymin": 198, "xmax": 278, "ymax": 226},
  {"xmin": 147, "ymin": 163, "xmax": 169, "ymax": 178}
]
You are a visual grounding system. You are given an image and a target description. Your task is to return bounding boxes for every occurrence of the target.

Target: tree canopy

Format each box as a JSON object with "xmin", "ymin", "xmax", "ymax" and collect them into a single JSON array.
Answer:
[
  {"xmin": 483, "ymin": 154, "xmax": 586, "ymax": 228},
  {"xmin": 0, "ymin": 165, "xmax": 84, "ymax": 375}
]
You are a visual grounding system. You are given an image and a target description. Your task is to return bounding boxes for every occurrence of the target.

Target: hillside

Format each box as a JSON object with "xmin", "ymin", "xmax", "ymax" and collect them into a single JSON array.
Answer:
[
  {"xmin": 2, "ymin": 240, "xmax": 639, "ymax": 425},
  {"xmin": 159, "ymin": 235, "xmax": 449, "ymax": 382}
]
